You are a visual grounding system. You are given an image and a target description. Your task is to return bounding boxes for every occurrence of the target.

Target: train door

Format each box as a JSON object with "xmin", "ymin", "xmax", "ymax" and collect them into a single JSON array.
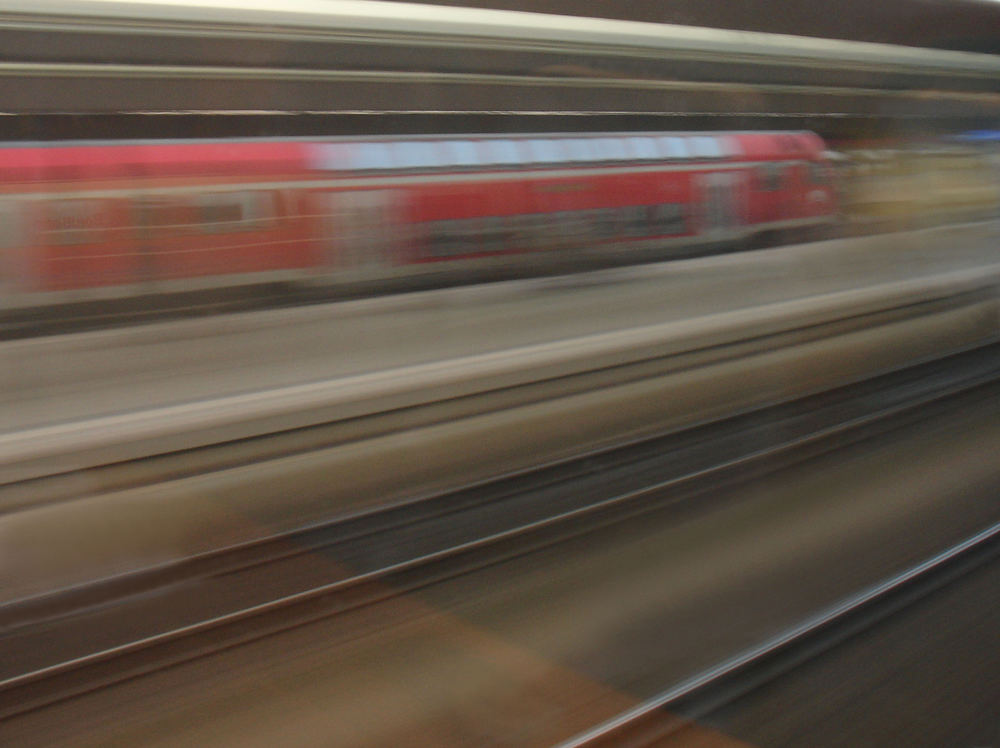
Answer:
[
  {"xmin": 698, "ymin": 171, "xmax": 744, "ymax": 240},
  {"xmin": 321, "ymin": 190, "xmax": 400, "ymax": 278},
  {"xmin": 0, "ymin": 200, "xmax": 27, "ymax": 299},
  {"xmin": 786, "ymin": 164, "xmax": 807, "ymax": 219}
]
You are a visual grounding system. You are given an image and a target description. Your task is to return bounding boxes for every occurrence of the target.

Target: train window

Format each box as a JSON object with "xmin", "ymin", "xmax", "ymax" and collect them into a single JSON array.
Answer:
[
  {"xmin": 480, "ymin": 215, "xmax": 508, "ymax": 251},
  {"xmin": 570, "ymin": 209, "xmax": 594, "ymax": 239},
  {"xmin": 423, "ymin": 222, "xmax": 442, "ymax": 257},
  {"xmin": 570, "ymin": 210, "xmax": 590, "ymax": 239},
  {"xmin": 392, "ymin": 141, "xmax": 439, "ymax": 170},
  {"xmin": 607, "ymin": 138, "xmax": 629, "ymax": 161},
  {"xmin": 564, "ymin": 210, "xmax": 588, "ymax": 240},
  {"xmin": 757, "ymin": 164, "xmax": 782, "ymax": 191},
  {"xmin": 484, "ymin": 140, "xmax": 523, "ymax": 167},
  {"xmin": 630, "ymin": 137, "xmax": 660, "ymax": 161},
  {"xmin": 506, "ymin": 214, "xmax": 526, "ymax": 246},
  {"xmin": 565, "ymin": 139, "xmax": 598, "ymax": 163},
  {"xmin": 455, "ymin": 220, "xmax": 474, "ymax": 254},
  {"xmin": 533, "ymin": 212, "xmax": 557, "ymax": 246},
  {"xmin": 440, "ymin": 140, "xmax": 482, "ymax": 169},
  {"xmin": 463, "ymin": 216, "xmax": 482, "ymax": 248},
  {"xmin": 502, "ymin": 214, "xmax": 521, "ymax": 245},
  {"xmin": 45, "ymin": 199, "xmax": 104, "ymax": 245},
  {"xmin": 501, "ymin": 214, "xmax": 520, "ymax": 245},
  {"xmin": 135, "ymin": 198, "xmax": 187, "ymax": 232},
  {"xmin": 654, "ymin": 203, "xmax": 686, "ymax": 234},
  {"xmin": 659, "ymin": 137, "xmax": 689, "ymax": 160},
  {"xmin": 524, "ymin": 139, "xmax": 567, "ymax": 165},
  {"xmin": 588, "ymin": 139, "xmax": 613, "ymax": 162},
  {"xmin": 546, "ymin": 211, "xmax": 566, "ymax": 239},
  {"xmin": 620, "ymin": 206, "xmax": 647, "ymax": 237},
  {"xmin": 644, "ymin": 205, "xmax": 660, "ymax": 231},
  {"xmin": 552, "ymin": 211, "xmax": 577, "ymax": 243},
  {"xmin": 691, "ymin": 137, "xmax": 723, "ymax": 159},
  {"xmin": 427, "ymin": 221, "xmax": 452, "ymax": 257},
  {"xmin": 352, "ymin": 142, "xmax": 394, "ymax": 171},
  {"xmin": 196, "ymin": 192, "xmax": 273, "ymax": 233},
  {"xmin": 618, "ymin": 138, "xmax": 641, "ymax": 160},
  {"xmin": 198, "ymin": 197, "xmax": 243, "ymax": 231},
  {"xmin": 425, "ymin": 219, "xmax": 465, "ymax": 257},
  {"xmin": 593, "ymin": 208, "xmax": 619, "ymax": 239},
  {"xmin": 593, "ymin": 138, "xmax": 628, "ymax": 162}
]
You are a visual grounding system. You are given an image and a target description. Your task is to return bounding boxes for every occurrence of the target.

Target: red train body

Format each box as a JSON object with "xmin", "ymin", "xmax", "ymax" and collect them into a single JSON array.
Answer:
[{"xmin": 0, "ymin": 131, "xmax": 837, "ymax": 307}]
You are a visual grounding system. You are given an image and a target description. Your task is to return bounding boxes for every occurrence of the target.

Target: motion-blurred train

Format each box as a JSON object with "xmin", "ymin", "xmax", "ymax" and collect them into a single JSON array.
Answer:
[
  {"xmin": 0, "ymin": 131, "xmax": 839, "ymax": 311},
  {"xmin": 2, "ymin": 130, "xmax": 997, "ymax": 315}
]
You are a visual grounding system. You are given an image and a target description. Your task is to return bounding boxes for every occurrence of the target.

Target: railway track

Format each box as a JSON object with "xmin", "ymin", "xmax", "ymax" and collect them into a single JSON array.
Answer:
[
  {"xmin": 557, "ymin": 521, "xmax": 1000, "ymax": 748},
  {"xmin": 2, "ymin": 342, "xmax": 998, "ymax": 722}
]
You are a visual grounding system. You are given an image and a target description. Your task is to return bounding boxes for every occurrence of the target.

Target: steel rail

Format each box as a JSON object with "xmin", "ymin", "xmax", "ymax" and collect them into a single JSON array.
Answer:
[
  {"xmin": 4, "ymin": 340, "xmax": 998, "ymax": 615},
  {"xmin": 556, "ymin": 520, "xmax": 1000, "ymax": 748},
  {"xmin": 1, "ymin": 355, "xmax": 997, "ymax": 719}
]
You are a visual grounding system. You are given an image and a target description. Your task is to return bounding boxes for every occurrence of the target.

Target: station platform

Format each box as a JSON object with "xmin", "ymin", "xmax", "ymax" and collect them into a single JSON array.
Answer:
[{"xmin": 2, "ymin": 222, "xmax": 997, "ymax": 437}]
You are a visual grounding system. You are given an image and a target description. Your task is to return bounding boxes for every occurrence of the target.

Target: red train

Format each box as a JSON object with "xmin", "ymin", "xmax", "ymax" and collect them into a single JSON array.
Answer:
[{"xmin": 0, "ymin": 131, "xmax": 838, "ymax": 309}]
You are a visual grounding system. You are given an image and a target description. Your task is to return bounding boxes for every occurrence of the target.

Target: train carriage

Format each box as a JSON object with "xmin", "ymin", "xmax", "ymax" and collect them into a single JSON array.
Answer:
[{"xmin": 0, "ymin": 131, "xmax": 838, "ymax": 310}]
